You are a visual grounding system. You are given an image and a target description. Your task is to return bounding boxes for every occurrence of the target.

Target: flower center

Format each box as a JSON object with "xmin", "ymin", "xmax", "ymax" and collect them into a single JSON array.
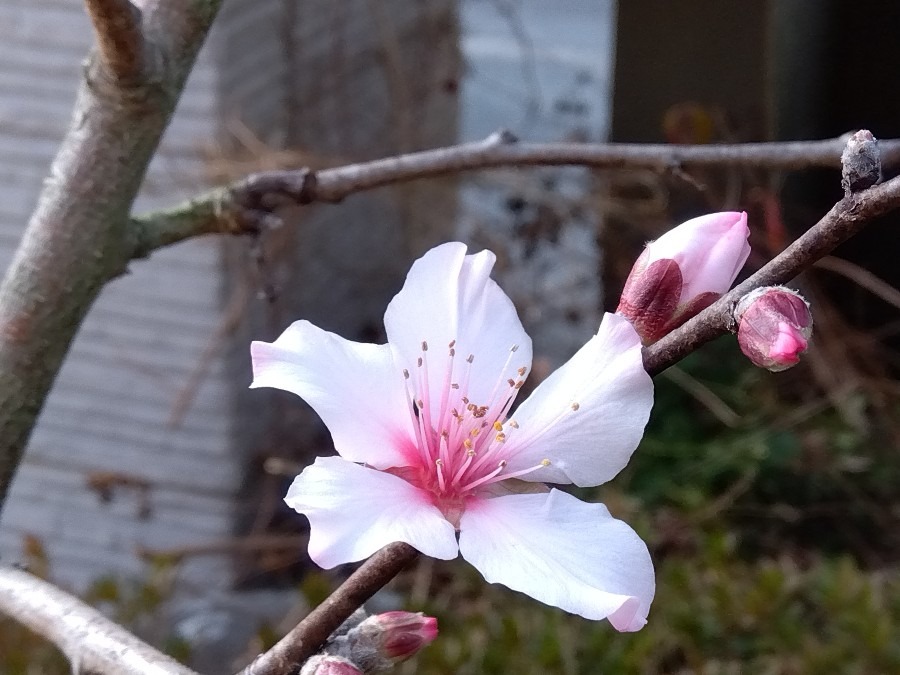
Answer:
[{"xmin": 401, "ymin": 340, "xmax": 550, "ymax": 517}]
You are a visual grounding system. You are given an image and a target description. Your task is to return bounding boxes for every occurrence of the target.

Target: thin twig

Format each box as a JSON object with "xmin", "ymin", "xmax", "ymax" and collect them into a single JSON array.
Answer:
[
  {"xmin": 130, "ymin": 133, "xmax": 900, "ymax": 256},
  {"xmin": 0, "ymin": 564, "xmax": 198, "ymax": 675},
  {"xmin": 238, "ymin": 543, "xmax": 419, "ymax": 675},
  {"xmin": 814, "ymin": 255, "xmax": 900, "ymax": 311},
  {"xmin": 84, "ymin": 0, "xmax": 148, "ymax": 85},
  {"xmin": 642, "ymin": 174, "xmax": 900, "ymax": 375}
]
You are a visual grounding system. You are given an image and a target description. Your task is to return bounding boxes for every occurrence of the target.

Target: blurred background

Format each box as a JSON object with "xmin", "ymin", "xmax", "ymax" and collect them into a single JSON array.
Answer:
[{"xmin": 2, "ymin": 0, "xmax": 900, "ymax": 672}]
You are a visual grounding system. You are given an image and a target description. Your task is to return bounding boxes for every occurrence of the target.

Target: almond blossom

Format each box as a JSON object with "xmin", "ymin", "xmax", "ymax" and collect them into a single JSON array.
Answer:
[{"xmin": 251, "ymin": 243, "xmax": 655, "ymax": 631}]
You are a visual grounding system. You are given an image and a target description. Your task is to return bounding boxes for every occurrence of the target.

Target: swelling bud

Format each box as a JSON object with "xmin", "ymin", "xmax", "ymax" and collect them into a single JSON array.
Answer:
[
  {"xmin": 346, "ymin": 611, "xmax": 438, "ymax": 671},
  {"xmin": 735, "ymin": 287, "xmax": 812, "ymax": 371},
  {"xmin": 617, "ymin": 212, "xmax": 751, "ymax": 343}
]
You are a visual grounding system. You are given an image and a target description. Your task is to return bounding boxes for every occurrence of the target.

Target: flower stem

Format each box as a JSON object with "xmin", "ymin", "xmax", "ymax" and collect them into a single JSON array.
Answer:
[{"xmin": 237, "ymin": 542, "xmax": 419, "ymax": 675}]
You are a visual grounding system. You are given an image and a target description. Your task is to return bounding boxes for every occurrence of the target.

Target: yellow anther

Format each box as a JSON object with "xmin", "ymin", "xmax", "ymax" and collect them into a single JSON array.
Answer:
[
  {"xmin": 495, "ymin": 432, "xmax": 506, "ymax": 443},
  {"xmin": 493, "ymin": 421, "xmax": 504, "ymax": 432},
  {"xmin": 470, "ymin": 428, "xmax": 481, "ymax": 437},
  {"xmin": 464, "ymin": 438, "xmax": 474, "ymax": 449},
  {"xmin": 540, "ymin": 459, "xmax": 551, "ymax": 467}
]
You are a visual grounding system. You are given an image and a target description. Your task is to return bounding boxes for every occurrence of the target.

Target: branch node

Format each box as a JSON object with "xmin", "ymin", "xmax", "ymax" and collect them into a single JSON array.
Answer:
[
  {"xmin": 486, "ymin": 128, "xmax": 520, "ymax": 146},
  {"xmin": 84, "ymin": 0, "xmax": 150, "ymax": 87}
]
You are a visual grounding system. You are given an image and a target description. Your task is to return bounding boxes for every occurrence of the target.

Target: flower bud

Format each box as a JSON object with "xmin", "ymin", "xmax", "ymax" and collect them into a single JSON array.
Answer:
[
  {"xmin": 617, "ymin": 211, "xmax": 751, "ymax": 343},
  {"xmin": 346, "ymin": 611, "xmax": 438, "ymax": 670},
  {"xmin": 735, "ymin": 286, "xmax": 812, "ymax": 371},
  {"xmin": 300, "ymin": 655, "xmax": 363, "ymax": 675}
]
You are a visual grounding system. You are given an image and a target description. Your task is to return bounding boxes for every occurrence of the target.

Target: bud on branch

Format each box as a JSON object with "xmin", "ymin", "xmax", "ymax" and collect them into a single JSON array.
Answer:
[{"xmin": 617, "ymin": 212, "xmax": 751, "ymax": 343}]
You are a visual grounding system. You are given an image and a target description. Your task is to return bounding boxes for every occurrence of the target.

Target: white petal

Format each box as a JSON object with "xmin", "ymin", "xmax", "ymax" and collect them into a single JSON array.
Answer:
[
  {"xmin": 459, "ymin": 489, "xmax": 654, "ymax": 630},
  {"xmin": 286, "ymin": 456, "xmax": 459, "ymax": 568},
  {"xmin": 251, "ymin": 320, "xmax": 416, "ymax": 469},
  {"xmin": 383, "ymin": 243, "xmax": 532, "ymax": 424},
  {"xmin": 502, "ymin": 313, "xmax": 653, "ymax": 487}
]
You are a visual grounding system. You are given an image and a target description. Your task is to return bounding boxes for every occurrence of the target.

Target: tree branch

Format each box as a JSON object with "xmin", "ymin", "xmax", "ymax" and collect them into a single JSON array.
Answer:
[
  {"xmin": 238, "ymin": 543, "xmax": 418, "ymax": 675},
  {"xmin": 84, "ymin": 0, "xmax": 149, "ymax": 85},
  {"xmin": 0, "ymin": 0, "xmax": 224, "ymax": 507},
  {"xmin": 130, "ymin": 133, "xmax": 900, "ymax": 257},
  {"xmin": 642, "ymin": 173, "xmax": 900, "ymax": 375},
  {"xmin": 0, "ymin": 564, "xmax": 198, "ymax": 675}
]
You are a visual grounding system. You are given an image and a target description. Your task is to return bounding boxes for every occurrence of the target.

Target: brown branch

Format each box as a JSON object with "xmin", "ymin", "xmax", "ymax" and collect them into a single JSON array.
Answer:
[
  {"xmin": 84, "ymin": 0, "xmax": 148, "ymax": 85},
  {"xmin": 642, "ymin": 173, "xmax": 900, "ymax": 375},
  {"xmin": 130, "ymin": 132, "xmax": 900, "ymax": 256},
  {"xmin": 0, "ymin": 564, "xmax": 198, "ymax": 675},
  {"xmin": 0, "ymin": 0, "xmax": 224, "ymax": 509},
  {"xmin": 238, "ymin": 543, "xmax": 419, "ymax": 675}
]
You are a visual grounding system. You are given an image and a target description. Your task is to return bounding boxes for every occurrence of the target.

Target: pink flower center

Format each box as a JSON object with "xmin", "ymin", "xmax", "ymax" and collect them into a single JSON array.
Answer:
[{"xmin": 400, "ymin": 340, "xmax": 548, "ymax": 523}]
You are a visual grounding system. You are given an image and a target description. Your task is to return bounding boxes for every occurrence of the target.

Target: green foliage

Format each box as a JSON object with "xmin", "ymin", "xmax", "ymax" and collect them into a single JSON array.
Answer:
[{"xmin": 401, "ymin": 541, "xmax": 900, "ymax": 674}]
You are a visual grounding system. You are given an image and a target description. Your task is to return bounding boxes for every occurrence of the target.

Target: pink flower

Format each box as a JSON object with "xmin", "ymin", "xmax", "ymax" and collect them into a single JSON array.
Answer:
[
  {"xmin": 617, "ymin": 211, "xmax": 751, "ymax": 343},
  {"xmin": 735, "ymin": 286, "xmax": 813, "ymax": 371},
  {"xmin": 251, "ymin": 243, "xmax": 655, "ymax": 631}
]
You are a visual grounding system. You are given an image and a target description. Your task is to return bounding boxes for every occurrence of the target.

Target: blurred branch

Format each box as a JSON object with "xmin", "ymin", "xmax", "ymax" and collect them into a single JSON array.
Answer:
[
  {"xmin": 643, "ymin": 173, "xmax": 900, "ymax": 376},
  {"xmin": 814, "ymin": 255, "xmax": 900, "ymax": 311},
  {"xmin": 238, "ymin": 543, "xmax": 418, "ymax": 675},
  {"xmin": 130, "ymin": 132, "xmax": 900, "ymax": 256},
  {"xmin": 84, "ymin": 0, "xmax": 149, "ymax": 85},
  {"xmin": 0, "ymin": 564, "xmax": 198, "ymax": 675}
]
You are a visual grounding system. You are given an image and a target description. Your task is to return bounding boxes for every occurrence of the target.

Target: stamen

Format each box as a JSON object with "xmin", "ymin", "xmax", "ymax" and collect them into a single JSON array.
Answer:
[
  {"xmin": 498, "ymin": 459, "xmax": 552, "ymax": 482},
  {"xmin": 435, "ymin": 458, "xmax": 446, "ymax": 491},
  {"xmin": 460, "ymin": 460, "xmax": 508, "ymax": 492},
  {"xmin": 571, "ymin": 402, "xmax": 580, "ymax": 411},
  {"xmin": 451, "ymin": 448, "xmax": 477, "ymax": 484},
  {"xmin": 493, "ymin": 421, "xmax": 503, "ymax": 432},
  {"xmin": 403, "ymin": 369, "xmax": 410, "ymax": 379},
  {"xmin": 508, "ymin": 420, "xmax": 519, "ymax": 428},
  {"xmin": 517, "ymin": 366, "xmax": 527, "ymax": 376}
]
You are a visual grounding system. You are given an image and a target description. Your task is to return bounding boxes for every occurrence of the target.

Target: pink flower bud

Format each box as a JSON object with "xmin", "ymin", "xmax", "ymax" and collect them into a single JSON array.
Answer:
[
  {"xmin": 300, "ymin": 655, "xmax": 363, "ymax": 675},
  {"xmin": 617, "ymin": 211, "xmax": 751, "ymax": 343},
  {"xmin": 347, "ymin": 611, "xmax": 438, "ymax": 668},
  {"xmin": 735, "ymin": 287, "xmax": 812, "ymax": 371}
]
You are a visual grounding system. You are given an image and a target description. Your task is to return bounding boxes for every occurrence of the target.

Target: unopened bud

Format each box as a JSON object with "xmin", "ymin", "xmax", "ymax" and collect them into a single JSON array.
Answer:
[
  {"xmin": 841, "ymin": 129, "xmax": 881, "ymax": 195},
  {"xmin": 346, "ymin": 611, "xmax": 438, "ymax": 671},
  {"xmin": 617, "ymin": 212, "xmax": 751, "ymax": 343},
  {"xmin": 300, "ymin": 655, "xmax": 363, "ymax": 675},
  {"xmin": 735, "ymin": 287, "xmax": 812, "ymax": 371}
]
